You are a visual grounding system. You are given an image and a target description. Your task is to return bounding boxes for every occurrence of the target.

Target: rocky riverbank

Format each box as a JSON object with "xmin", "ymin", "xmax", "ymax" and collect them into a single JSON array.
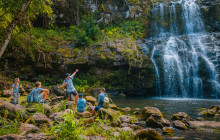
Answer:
[{"xmin": 0, "ymin": 84, "xmax": 220, "ymax": 140}]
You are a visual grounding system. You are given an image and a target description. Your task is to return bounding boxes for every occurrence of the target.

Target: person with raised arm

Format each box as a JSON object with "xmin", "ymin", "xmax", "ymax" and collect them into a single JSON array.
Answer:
[{"xmin": 61, "ymin": 69, "xmax": 79, "ymax": 103}]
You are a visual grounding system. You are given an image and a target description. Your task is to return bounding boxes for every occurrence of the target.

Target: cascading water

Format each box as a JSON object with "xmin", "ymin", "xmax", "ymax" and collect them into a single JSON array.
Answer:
[{"xmin": 146, "ymin": 0, "xmax": 220, "ymax": 98}]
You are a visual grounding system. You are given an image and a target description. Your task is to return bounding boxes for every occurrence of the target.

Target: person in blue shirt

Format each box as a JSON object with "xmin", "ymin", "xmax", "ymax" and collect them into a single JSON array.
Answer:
[
  {"xmin": 11, "ymin": 78, "xmax": 20, "ymax": 104},
  {"xmin": 29, "ymin": 81, "xmax": 49, "ymax": 103},
  {"xmin": 77, "ymin": 93, "xmax": 86, "ymax": 112},
  {"xmin": 92, "ymin": 88, "xmax": 107, "ymax": 116},
  {"xmin": 61, "ymin": 69, "xmax": 79, "ymax": 103}
]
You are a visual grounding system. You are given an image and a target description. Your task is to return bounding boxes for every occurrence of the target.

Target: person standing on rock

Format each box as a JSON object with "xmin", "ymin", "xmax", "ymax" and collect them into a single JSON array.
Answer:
[
  {"xmin": 11, "ymin": 78, "xmax": 20, "ymax": 104},
  {"xmin": 77, "ymin": 93, "xmax": 86, "ymax": 112},
  {"xmin": 61, "ymin": 69, "xmax": 79, "ymax": 103},
  {"xmin": 28, "ymin": 81, "xmax": 49, "ymax": 103},
  {"xmin": 92, "ymin": 88, "xmax": 107, "ymax": 116}
]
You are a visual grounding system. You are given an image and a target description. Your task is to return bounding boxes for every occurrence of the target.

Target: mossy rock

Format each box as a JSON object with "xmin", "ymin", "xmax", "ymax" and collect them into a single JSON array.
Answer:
[
  {"xmin": 162, "ymin": 127, "xmax": 174, "ymax": 136},
  {"xmin": 171, "ymin": 112, "xmax": 190, "ymax": 120},
  {"xmin": 97, "ymin": 108, "xmax": 119, "ymax": 121},
  {"xmin": 172, "ymin": 120, "xmax": 187, "ymax": 130},
  {"xmin": 199, "ymin": 109, "xmax": 216, "ymax": 118},
  {"xmin": 142, "ymin": 107, "xmax": 163, "ymax": 120},
  {"xmin": 85, "ymin": 96, "xmax": 97, "ymax": 105},
  {"xmin": 135, "ymin": 128, "xmax": 164, "ymax": 140}
]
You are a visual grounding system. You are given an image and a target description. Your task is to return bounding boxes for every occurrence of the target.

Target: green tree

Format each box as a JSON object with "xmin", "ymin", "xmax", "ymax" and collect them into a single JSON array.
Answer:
[{"xmin": 0, "ymin": 0, "xmax": 53, "ymax": 58}]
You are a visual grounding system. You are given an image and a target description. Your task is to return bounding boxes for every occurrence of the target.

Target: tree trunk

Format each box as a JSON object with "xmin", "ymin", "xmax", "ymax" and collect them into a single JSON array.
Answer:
[{"xmin": 0, "ymin": 0, "xmax": 32, "ymax": 58}]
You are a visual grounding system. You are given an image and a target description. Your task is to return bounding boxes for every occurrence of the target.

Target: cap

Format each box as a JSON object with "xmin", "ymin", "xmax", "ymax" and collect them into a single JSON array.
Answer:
[
  {"xmin": 79, "ymin": 93, "xmax": 83, "ymax": 97},
  {"xmin": 65, "ymin": 73, "xmax": 71, "ymax": 77}
]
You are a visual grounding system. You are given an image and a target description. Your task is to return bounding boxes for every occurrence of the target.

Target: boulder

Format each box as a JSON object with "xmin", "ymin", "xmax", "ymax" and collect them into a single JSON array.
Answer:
[
  {"xmin": 66, "ymin": 101, "xmax": 75, "ymax": 109},
  {"xmin": 109, "ymin": 104, "xmax": 118, "ymax": 110},
  {"xmin": 209, "ymin": 105, "xmax": 220, "ymax": 112},
  {"xmin": 199, "ymin": 109, "xmax": 215, "ymax": 117},
  {"xmin": 189, "ymin": 121, "xmax": 220, "ymax": 129},
  {"xmin": 171, "ymin": 112, "xmax": 190, "ymax": 120},
  {"xmin": 121, "ymin": 123, "xmax": 130, "ymax": 127},
  {"xmin": 2, "ymin": 90, "xmax": 11, "ymax": 97},
  {"xmin": 122, "ymin": 127, "xmax": 133, "ymax": 132},
  {"xmin": 53, "ymin": 103, "xmax": 62, "ymax": 111},
  {"xmin": 135, "ymin": 128, "xmax": 164, "ymax": 140},
  {"xmin": 162, "ymin": 127, "xmax": 174, "ymax": 135},
  {"xmin": 85, "ymin": 96, "xmax": 97, "ymax": 105},
  {"xmin": 19, "ymin": 123, "xmax": 40, "ymax": 134},
  {"xmin": 49, "ymin": 112, "xmax": 63, "ymax": 122},
  {"xmin": 30, "ymin": 113, "xmax": 52, "ymax": 127},
  {"xmin": 172, "ymin": 120, "xmax": 187, "ymax": 130},
  {"xmin": 77, "ymin": 111, "xmax": 91, "ymax": 118},
  {"xmin": 214, "ymin": 114, "xmax": 220, "ymax": 121},
  {"xmin": 146, "ymin": 115, "xmax": 163, "ymax": 128},
  {"xmin": 0, "ymin": 134, "xmax": 26, "ymax": 140},
  {"xmin": 85, "ymin": 117, "xmax": 95, "ymax": 124},
  {"xmin": 26, "ymin": 133, "xmax": 46, "ymax": 140},
  {"xmin": 121, "ymin": 107, "xmax": 131, "ymax": 112},
  {"xmin": 97, "ymin": 108, "xmax": 119, "ymax": 121},
  {"xmin": 51, "ymin": 96, "xmax": 65, "ymax": 103},
  {"xmin": 120, "ymin": 115, "xmax": 135, "ymax": 123},
  {"xmin": 51, "ymin": 84, "xmax": 65, "ymax": 96},
  {"xmin": 142, "ymin": 107, "xmax": 163, "ymax": 120}
]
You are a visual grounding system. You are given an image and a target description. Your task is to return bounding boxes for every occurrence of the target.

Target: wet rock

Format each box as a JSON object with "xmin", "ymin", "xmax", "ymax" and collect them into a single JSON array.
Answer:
[
  {"xmin": 85, "ymin": 96, "xmax": 97, "ymax": 105},
  {"xmin": 77, "ymin": 111, "xmax": 91, "ymax": 118},
  {"xmin": 135, "ymin": 128, "xmax": 164, "ymax": 140},
  {"xmin": 121, "ymin": 107, "xmax": 131, "ymax": 112},
  {"xmin": 209, "ymin": 105, "xmax": 220, "ymax": 112},
  {"xmin": 19, "ymin": 123, "xmax": 40, "ymax": 134},
  {"xmin": 214, "ymin": 114, "xmax": 220, "ymax": 121},
  {"xmin": 146, "ymin": 115, "xmax": 163, "ymax": 128},
  {"xmin": 189, "ymin": 121, "xmax": 220, "ymax": 129},
  {"xmin": 196, "ymin": 117, "xmax": 205, "ymax": 121},
  {"xmin": 118, "ymin": 93, "xmax": 126, "ymax": 97},
  {"xmin": 162, "ymin": 127, "xmax": 174, "ymax": 135},
  {"xmin": 0, "ymin": 134, "xmax": 26, "ymax": 140},
  {"xmin": 1, "ymin": 90, "xmax": 11, "ymax": 97},
  {"xmin": 199, "ymin": 109, "xmax": 215, "ymax": 117},
  {"xmin": 172, "ymin": 120, "xmax": 187, "ymax": 130},
  {"xmin": 145, "ymin": 114, "xmax": 170, "ymax": 128},
  {"xmin": 171, "ymin": 112, "xmax": 190, "ymax": 120},
  {"xmin": 97, "ymin": 108, "xmax": 119, "ymax": 121},
  {"xmin": 142, "ymin": 107, "xmax": 163, "ymax": 120}
]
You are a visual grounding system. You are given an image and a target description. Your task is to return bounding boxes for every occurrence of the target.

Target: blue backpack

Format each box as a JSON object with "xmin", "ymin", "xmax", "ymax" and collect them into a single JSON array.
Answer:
[
  {"xmin": 77, "ymin": 99, "xmax": 86, "ymax": 112},
  {"xmin": 27, "ymin": 92, "xmax": 34, "ymax": 103}
]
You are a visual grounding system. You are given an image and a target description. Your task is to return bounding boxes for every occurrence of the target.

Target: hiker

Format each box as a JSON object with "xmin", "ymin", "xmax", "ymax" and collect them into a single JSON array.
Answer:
[
  {"xmin": 27, "ymin": 81, "xmax": 49, "ymax": 103},
  {"xmin": 11, "ymin": 78, "xmax": 20, "ymax": 104},
  {"xmin": 77, "ymin": 93, "xmax": 86, "ymax": 112},
  {"xmin": 61, "ymin": 69, "xmax": 79, "ymax": 103},
  {"xmin": 92, "ymin": 88, "xmax": 108, "ymax": 116}
]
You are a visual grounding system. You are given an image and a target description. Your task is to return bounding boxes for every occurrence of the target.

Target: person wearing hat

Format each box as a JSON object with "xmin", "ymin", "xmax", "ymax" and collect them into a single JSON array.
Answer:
[
  {"xmin": 77, "ymin": 93, "xmax": 86, "ymax": 112},
  {"xmin": 61, "ymin": 69, "xmax": 79, "ymax": 103}
]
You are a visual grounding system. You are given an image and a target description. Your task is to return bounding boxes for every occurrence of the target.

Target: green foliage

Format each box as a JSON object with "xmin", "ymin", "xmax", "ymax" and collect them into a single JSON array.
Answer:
[
  {"xmin": 48, "ymin": 111, "xmax": 82, "ymax": 140},
  {"xmin": 0, "ymin": 118, "xmax": 19, "ymax": 136}
]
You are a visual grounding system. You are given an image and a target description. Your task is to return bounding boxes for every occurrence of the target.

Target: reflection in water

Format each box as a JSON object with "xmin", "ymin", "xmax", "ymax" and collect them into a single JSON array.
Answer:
[{"xmin": 112, "ymin": 97, "xmax": 220, "ymax": 119}]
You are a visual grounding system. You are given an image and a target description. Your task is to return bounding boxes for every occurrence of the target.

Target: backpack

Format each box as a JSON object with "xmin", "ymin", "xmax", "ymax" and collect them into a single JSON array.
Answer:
[
  {"xmin": 27, "ymin": 92, "xmax": 34, "ymax": 103},
  {"xmin": 103, "ymin": 96, "xmax": 109, "ymax": 108},
  {"xmin": 77, "ymin": 99, "xmax": 86, "ymax": 112}
]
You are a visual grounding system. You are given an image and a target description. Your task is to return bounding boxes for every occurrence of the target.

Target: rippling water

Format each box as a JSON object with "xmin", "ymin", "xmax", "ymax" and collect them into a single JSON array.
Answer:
[{"xmin": 112, "ymin": 97, "xmax": 220, "ymax": 119}]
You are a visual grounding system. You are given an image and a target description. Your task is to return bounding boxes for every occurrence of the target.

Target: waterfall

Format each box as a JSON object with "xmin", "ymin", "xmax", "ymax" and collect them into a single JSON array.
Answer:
[{"xmin": 146, "ymin": 0, "xmax": 220, "ymax": 98}]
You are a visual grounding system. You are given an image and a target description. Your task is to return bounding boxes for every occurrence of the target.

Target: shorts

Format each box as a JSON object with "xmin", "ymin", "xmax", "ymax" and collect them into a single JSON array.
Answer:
[
  {"xmin": 33, "ymin": 94, "xmax": 43, "ymax": 103},
  {"xmin": 11, "ymin": 92, "xmax": 19, "ymax": 105},
  {"xmin": 95, "ymin": 105, "xmax": 102, "ymax": 112},
  {"xmin": 66, "ymin": 90, "xmax": 78, "ymax": 98}
]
